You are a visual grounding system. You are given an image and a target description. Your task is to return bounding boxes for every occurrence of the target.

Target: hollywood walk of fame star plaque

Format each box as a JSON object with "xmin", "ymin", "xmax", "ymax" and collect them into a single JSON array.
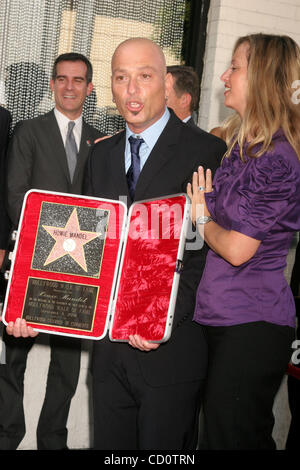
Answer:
[
  {"xmin": 32, "ymin": 203, "xmax": 107, "ymax": 277},
  {"xmin": 2, "ymin": 190, "xmax": 126, "ymax": 338},
  {"xmin": 2, "ymin": 190, "xmax": 190, "ymax": 342}
]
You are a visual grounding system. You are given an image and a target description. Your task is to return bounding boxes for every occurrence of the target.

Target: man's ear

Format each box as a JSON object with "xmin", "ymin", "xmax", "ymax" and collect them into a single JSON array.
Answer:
[
  {"xmin": 165, "ymin": 72, "xmax": 173, "ymax": 98},
  {"xmin": 181, "ymin": 92, "xmax": 192, "ymax": 110},
  {"xmin": 87, "ymin": 81, "xmax": 94, "ymax": 96},
  {"xmin": 49, "ymin": 79, "xmax": 55, "ymax": 93}
]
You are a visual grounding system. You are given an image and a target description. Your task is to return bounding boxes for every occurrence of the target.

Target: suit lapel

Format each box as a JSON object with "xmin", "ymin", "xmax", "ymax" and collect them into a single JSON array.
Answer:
[
  {"xmin": 102, "ymin": 112, "xmax": 183, "ymax": 204},
  {"xmin": 134, "ymin": 112, "xmax": 182, "ymax": 200},
  {"xmin": 72, "ymin": 121, "xmax": 93, "ymax": 186},
  {"xmin": 108, "ymin": 131, "xmax": 131, "ymax": 200},
  {"xmin": 44, "ymin": 113, "xmax": 97, "ymax": 189}
]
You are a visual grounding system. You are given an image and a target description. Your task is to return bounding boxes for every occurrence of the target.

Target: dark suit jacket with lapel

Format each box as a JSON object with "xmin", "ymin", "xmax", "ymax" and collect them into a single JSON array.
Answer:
[
  {"xmin": 0, "ymin": 106, "xmax": 12, "ymax": 248},
  {"xmin": 84, "ymin": 109, "xmax": 227, "ymax": 386},
  {"xmin": 7, "ymin": 109, "xmax": 103, "ymax": 228}
]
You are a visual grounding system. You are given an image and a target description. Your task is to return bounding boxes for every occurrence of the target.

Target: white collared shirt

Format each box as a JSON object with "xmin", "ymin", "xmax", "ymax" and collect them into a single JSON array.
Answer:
[
  {"xmin": 54, "ymin": 107, "xmax": 82, "ymax": 151},
  {"xmin": 125, "ymin": 107, "xmax": 170, "ymax": 173}
]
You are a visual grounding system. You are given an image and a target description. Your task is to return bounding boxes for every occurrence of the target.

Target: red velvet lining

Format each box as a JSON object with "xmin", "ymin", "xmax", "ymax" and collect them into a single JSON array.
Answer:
[
  {"xmin": 4, "ymin": 192, "xmax": 186, "ymax": 342},
  {"xmin": 111, "ymin": 196, "xmax": 186, "ymax": 342}
]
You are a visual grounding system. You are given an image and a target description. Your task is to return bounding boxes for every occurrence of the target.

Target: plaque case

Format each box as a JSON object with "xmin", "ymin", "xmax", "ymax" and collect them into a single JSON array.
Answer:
[{"xmin": 2, "ymin": 190, "xmax": 190, "ymax": 343}]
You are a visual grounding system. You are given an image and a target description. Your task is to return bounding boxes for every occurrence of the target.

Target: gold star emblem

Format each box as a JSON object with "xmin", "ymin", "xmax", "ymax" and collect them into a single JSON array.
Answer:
[{"xmin": 42, "ymin": 208, "xmax": 100, "ymax": 272}]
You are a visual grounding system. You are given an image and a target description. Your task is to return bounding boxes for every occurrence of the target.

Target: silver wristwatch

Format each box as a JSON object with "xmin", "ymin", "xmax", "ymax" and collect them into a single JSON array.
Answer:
[{"xmin": 196, "ymin": 216, "xmax": 213, "ymax": 225}]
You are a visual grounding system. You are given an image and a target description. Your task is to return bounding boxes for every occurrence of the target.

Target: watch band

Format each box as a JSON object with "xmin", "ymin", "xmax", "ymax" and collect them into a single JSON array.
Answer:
[{"xmin": 196, "ymin": 215, "xmax": 213, "ymax": 225}]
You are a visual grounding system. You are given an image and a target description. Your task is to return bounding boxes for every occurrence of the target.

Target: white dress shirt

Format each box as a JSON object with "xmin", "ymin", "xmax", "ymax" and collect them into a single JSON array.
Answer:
[{"xmin": 124, "ymin": 107, "xmax": 170, "ymax": 173}]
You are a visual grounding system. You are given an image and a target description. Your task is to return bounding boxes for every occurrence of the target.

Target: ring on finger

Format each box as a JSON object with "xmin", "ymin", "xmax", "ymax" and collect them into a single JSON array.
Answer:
[{"xmin": 198, "ymin": 185, "xmax": 206, "ymax": 191}]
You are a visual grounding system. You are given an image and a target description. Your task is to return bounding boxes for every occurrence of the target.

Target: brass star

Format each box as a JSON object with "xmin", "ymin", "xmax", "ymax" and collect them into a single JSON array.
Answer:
[{"xmin": 42, "ymin": 208, "xmax": 100, "ymax": 272}]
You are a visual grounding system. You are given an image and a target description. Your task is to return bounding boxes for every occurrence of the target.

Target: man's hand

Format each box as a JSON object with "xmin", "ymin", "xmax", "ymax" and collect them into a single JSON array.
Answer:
[
  {"xmin": 128, "ymin": 334, "xmax": 160, "ymax": 352},
  {"xmin": 4, "ymin": 317, "xmax": 39, "ymax": 338},
  {"xmin": 94, "ymin": 135, "xmax": 112, "ymax": 144},
  {"xmin": 94, "ymin": 130, "xmax": 122, "ymax": 144}
]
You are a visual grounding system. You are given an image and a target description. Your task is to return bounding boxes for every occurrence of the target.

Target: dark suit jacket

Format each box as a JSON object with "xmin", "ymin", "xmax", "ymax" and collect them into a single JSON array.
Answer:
[
  {"xmin": 7, "ymin": 109, "xmax": 103, "ymax": 228},
  {"xmin": 0, "ymin": 106, "xmax": 12, "ymax": 248},
  {"xmin": 84, "ymin": 109, "xmax": 227, "ymax": 386},
  {"xmin": 186, "ymin": 117, "xmax": 225, "ymax": 164},
  {"xmin": 185, "ymin": 116, "xmax": 200, "ymax": 131}
]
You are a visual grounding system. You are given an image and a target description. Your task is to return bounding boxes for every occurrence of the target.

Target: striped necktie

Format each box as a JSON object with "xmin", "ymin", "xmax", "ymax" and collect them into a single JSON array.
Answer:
[{"xmin": 127, "ymin": 135, "xmax": 144, "ymax": 200}]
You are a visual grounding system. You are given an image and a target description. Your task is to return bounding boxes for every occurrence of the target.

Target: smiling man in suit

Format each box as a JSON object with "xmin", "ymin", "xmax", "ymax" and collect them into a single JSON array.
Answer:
[
  {"xmin": 83, "ymin": 38, "xmax": 226, "ymax": 450},
  {"xmin": 6, "ymin": 53, "xmax": 102, "ymax": 227},
  {"xmin": 0, "ymin": 53, "xmax": 103, "ymax": 450}
]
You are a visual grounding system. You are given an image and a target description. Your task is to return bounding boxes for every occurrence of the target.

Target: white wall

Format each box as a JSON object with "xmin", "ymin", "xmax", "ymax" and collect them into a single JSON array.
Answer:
[{"xmin": 198, "ymin": 0, "xmax": 300, "ymax": 131}]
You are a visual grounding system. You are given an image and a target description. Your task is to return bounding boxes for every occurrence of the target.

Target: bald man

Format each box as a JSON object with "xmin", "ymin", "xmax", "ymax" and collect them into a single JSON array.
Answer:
[
  {"xmin": 84, "ymin": 38, "xmax": 226, "ymax": 450},
  {"xmin": 8, "ymin": 38, "xmax": 226, "ymax": 450}
]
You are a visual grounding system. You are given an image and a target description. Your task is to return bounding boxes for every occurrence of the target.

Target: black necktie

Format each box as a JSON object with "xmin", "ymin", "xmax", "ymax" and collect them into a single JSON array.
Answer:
[
  {"xmin": 65, "ymin": 121, "xmax": 78, "ymax": 182},
  {"xmin": 127, "ymin": 135, "xmax": 144, "ymax": 200}
]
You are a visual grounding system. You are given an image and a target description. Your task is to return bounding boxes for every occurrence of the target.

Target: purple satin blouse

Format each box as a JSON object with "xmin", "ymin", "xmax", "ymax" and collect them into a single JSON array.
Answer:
[{"xmin": 193, "ymin": 131, "xmax": 300, "ymax": 327}]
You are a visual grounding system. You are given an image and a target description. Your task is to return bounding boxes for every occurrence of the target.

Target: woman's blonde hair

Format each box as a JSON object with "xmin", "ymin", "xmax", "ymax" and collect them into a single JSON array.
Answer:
[{"xmin": 222, "ymin": 33, "xmax": 300, "ymax": 161}]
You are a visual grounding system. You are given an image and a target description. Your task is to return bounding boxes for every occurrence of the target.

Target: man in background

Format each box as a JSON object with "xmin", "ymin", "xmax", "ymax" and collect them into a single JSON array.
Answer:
[
  {"xmin": 167, "ymin": 65, "xmax": 225, "ymax": 162},
  {"xmin": 166, "ymin": 65, "xmax": 201, "ymax": 130},
  {"xmin": 0, "ymin": 52, "xmax": 103, "ymax": 450}
]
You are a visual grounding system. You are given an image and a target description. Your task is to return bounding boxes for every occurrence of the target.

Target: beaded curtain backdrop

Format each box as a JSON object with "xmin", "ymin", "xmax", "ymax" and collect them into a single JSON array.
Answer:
[{"xmin": 0, "ymin": 0, "xmax": 186, "ymax": 134}]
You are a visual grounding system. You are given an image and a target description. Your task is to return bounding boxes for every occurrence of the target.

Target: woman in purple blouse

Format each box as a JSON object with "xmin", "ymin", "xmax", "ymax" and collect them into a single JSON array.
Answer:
[{"xmin": 187, "ymin": 34, "xmax": 300, "ymax": 449}]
